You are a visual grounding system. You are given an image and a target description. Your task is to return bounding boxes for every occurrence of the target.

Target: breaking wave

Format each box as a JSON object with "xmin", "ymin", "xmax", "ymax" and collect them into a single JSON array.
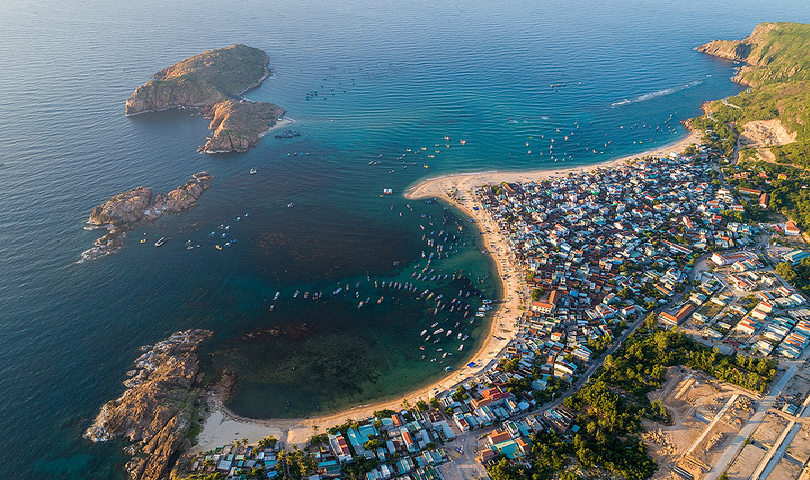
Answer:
[{"xmin": 611, "ymin": 80, "xmax": 703, "ymax": 107}]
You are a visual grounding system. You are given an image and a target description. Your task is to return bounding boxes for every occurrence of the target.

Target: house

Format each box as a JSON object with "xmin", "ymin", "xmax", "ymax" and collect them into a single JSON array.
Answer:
[
  {"xmin": 659, "ymin": 304, "xmax": 695, "ymax": 328},
  {"xmin": 785, "ymin": 221, "xmax": 801, "ymax": 236}
]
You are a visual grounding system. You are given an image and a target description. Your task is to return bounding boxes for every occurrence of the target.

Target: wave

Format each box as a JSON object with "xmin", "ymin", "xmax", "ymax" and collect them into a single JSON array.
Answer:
[{"xmin": 611, "ymin": 80, "xmax": 704, "ymax": 107}]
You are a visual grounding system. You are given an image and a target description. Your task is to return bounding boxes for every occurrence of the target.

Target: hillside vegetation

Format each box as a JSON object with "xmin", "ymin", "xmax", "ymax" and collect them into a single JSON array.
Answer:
[{"xmin": 696, "ymin": 22, "xmax": 810, "ymax": 166}]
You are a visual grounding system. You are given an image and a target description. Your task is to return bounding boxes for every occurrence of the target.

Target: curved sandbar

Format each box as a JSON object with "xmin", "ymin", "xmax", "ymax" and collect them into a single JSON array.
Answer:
[{"xmin": 190, "ymin": 131, "xmax": 701, "ymax": 452}]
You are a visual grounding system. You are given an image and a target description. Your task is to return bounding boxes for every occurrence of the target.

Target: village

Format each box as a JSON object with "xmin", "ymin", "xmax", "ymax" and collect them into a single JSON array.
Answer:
[{"xmin": 177, "ymin": 140, "xmax": 810, "ymax": 480}]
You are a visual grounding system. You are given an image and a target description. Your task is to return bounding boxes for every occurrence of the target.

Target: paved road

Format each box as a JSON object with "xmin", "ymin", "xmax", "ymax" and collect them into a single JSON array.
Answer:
[{"xmin": 444, "ymin": 305, "xmax": 652, "ymax": 471}]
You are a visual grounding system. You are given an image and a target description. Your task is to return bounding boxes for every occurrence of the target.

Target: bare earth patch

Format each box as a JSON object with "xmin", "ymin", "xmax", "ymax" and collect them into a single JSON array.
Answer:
[{"xmin": 643, "ymin": 367, "xmax": 757, "ymax": 480}]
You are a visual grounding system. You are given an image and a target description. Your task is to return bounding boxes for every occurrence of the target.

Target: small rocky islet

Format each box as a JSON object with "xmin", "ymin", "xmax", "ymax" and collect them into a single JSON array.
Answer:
[
  {"xmin": 125, "ymin": 44, "xmax": 284, "ymax": 153},
  {"xmin": 81, "ymin": 171, "xmax": 213, "ymax": 261}
]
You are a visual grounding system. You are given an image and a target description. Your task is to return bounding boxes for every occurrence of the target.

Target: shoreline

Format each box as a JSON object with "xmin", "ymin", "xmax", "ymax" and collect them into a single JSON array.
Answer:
[{"xmin": 191, "ymin": 130, "xmax": 701, "ymax": 452}]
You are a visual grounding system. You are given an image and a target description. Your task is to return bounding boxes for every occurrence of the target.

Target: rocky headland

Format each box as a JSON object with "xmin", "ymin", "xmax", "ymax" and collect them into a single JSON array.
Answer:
[
  {"xmin": 696, "ymin": 22, "xmax": 810, "ymax": 86},
  {"xmin": 84, "ymin": 329, "xmax": 213, "ymax": 480},
  {"xmin": 81, "ymin": 171, "xmax": 214, "ymax": 261},
  {"xmin": 125, "ymin": 44, "xmax": 284, "ymax": 153}
]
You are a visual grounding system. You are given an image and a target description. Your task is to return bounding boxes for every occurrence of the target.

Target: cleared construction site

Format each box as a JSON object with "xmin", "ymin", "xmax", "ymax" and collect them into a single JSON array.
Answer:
[{"xmin": 642, "ymin": 365, "xmax": 810, "ymax": 480}]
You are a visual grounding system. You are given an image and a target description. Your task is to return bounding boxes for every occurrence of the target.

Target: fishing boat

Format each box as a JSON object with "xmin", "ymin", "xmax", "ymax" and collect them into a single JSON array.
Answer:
[{"xmin": 154, "ymin": 237, "xmax": 167, "ymax": 247}]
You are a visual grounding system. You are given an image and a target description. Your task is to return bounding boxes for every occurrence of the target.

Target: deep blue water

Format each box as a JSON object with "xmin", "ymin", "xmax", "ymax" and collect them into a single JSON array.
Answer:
[{"xmin": 1, "ymin": 0, "xmax": 809, "ymax": 478}]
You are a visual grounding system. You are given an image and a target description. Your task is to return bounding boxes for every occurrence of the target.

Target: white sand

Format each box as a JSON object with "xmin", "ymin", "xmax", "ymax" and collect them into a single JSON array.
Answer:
[{"xmin": 192, "ymin": 131, "xmax": 700, "ymax": 453}]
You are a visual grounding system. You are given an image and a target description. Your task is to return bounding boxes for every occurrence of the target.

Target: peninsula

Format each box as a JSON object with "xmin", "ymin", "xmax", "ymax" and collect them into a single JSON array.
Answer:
[
  {"xmin": 84, "ymin": 329, "xmax": 214, "ymax": 480},
  {"xmin": 81, "ymin": 171, "xmax": 213, "ymax": 261},
  {"xmin": 125, "ymin": 44, "xmax": 286, "ymax": 153}
]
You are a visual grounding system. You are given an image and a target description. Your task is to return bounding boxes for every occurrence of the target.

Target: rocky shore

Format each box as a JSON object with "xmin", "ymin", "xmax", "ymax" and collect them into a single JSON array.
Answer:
[
  {"xmin": 696, "ymin": 22, "xmax": 800, "ymax": 86},
  {"xmin": 125, "ymin": 44, "xmax": 283, "ymax": 153},
  {"xmin": 81, "ymin": 171, "xmax": 214, "ymax": 261},
  {"xmin": 84, "ymin": 329, "xmax": 213, "ymax": 480},
  {"xmin": 199, "ymin": 100, "xmax": 285, "ymax": 153}
]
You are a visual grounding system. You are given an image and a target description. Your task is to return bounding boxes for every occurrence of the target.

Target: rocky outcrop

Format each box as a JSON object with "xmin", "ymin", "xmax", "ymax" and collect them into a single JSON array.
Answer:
[
  {"xmin": 125, "ymin": 44, "xmax": 282, "ymax": 153},
  {"xmin": 199, "ymin": 100, "xmax": 285, "ymax": 153},
  {"xmin": 695, "ymin": 39, "xmax": 751, "ymax": 63},
  {"xmin": 81, "ymin": 172, "xmax": 214, "ymax": 261},
  {"xmin": 85, "ymin": 329, "xmax": 213, "ymax": 480}
]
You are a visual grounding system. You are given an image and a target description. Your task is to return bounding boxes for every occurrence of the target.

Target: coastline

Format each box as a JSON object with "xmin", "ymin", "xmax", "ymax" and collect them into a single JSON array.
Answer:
[{"xmin": 190, "ymin": 130, "xmax": 701, "ymax": 453}]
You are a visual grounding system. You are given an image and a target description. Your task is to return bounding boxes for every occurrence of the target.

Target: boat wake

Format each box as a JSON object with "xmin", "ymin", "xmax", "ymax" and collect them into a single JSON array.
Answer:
[{"xmin": 611, "ymin": 79, "xmax": 703, "ymax": 107}]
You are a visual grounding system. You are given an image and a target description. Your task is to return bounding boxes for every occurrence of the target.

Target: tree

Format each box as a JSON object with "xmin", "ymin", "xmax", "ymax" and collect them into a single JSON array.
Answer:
[
  {"xmin": 644, "ymin": 313, "xmax": 658, "ymax": 330},
  {"xmin": 258, "ymin": 435, "xmax": 278, "ymax": 450},
  {"xmin": 416, "ymin": 400, "xmax": 429, "ymax": 412},
  {"xmin": 776, "ymin": 262, "xmax": 798, "ymax": 282}
]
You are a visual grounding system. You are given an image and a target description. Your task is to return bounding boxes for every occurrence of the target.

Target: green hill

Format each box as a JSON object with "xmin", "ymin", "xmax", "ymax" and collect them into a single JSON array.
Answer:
[{"xmin": 695, "ymin": 22, "xmax": 810, "ymax": 166}]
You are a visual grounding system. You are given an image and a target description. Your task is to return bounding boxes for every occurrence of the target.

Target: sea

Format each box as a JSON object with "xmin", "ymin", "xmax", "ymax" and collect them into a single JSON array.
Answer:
[{"xmin": 1, "ymin": 0, "xmax": 808, "ymax": 477}]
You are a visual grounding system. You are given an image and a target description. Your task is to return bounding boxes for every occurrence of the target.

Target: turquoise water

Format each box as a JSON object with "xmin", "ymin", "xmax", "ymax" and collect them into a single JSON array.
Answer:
[{"xmin": 1, "ymin": 0, "xmax": 809, "ymax": 478}]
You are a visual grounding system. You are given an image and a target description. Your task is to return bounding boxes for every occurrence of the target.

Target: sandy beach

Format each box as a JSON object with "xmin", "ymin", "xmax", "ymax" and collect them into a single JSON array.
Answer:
[{"xmin": 191, "ymin": 131, "xmax": 700, "ymax": 453}]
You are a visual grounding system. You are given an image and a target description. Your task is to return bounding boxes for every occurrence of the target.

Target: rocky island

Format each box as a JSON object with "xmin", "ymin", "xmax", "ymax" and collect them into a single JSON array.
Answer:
[
  {"xmin": 85, "ymin": 329, "xmax": 213, "ymax": 480},
  {"xmin": 81, "ymin": 171, "xmax": 213, "ymax": 261},
  {"xmin": 125, "ymin": 44, "xmax": 284, "ymax": 153}
]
